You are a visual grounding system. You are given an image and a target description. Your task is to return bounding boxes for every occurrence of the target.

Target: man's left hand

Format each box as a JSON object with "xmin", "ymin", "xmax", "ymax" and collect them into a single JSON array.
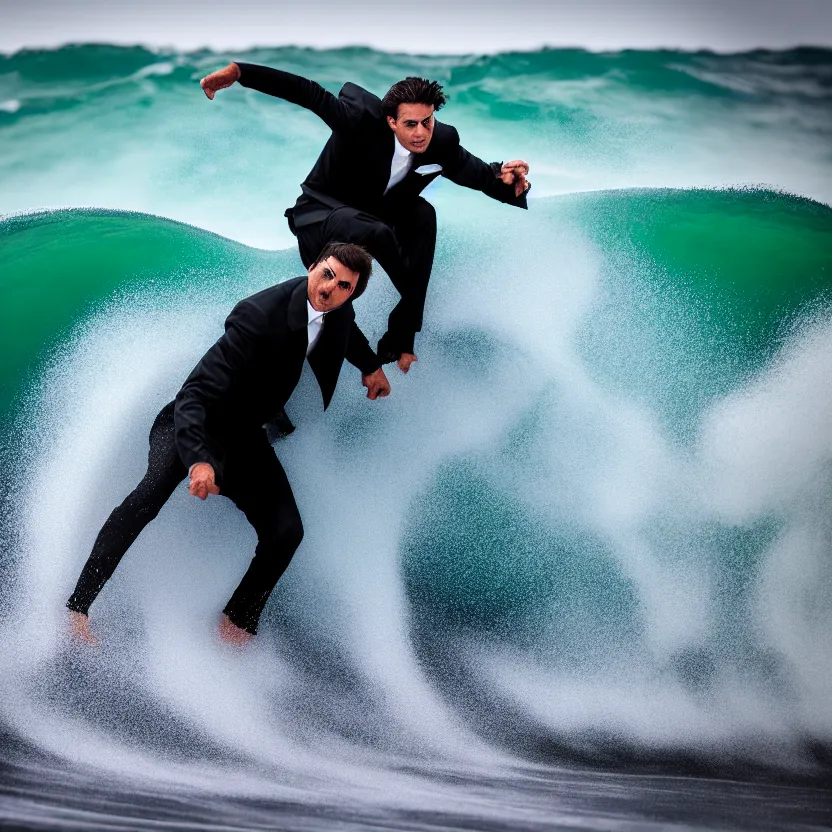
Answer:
[
  {"xmin": 398, "ymin": 353, "xmax": 418, "ymax": 373},
  {"xmin": 362, "ymin": 367, "xmax": 391, "ymax": 400},
  {"xmin": 500, "ymin": 160, "xmax": 531, "ymax": 197}
]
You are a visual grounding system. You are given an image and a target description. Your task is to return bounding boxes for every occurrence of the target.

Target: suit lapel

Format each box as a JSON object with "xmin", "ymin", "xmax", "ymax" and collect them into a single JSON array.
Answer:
[
  {"xmin": 372, "ymin": 129, "xmax": 396, "ymax": 194},
  {"xmin": 284, "ymin": 278, "xmax": 310, "ymax": 376},
  {"xmin": 307, "ymin": 303, "xmax": 352, "ymax": 409},
  {"xmin": 287, "ymin": 278, "xmax": 309, "ymax": 332}
]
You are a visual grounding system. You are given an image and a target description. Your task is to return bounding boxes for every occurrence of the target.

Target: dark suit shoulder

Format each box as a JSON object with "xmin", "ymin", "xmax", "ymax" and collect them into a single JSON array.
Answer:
[
  {"xmin": 338, "ymin": 82, "xmax": 384, "ymax": 123},
  {"xmin": 428, "ymin": 121, "xmax": 461, "ymax": 159},
  {"xmin": 227, "ymin": 276, "xmax": 306, "ymax": 333},
  {"xmin": 236, "ymin": 276, "xmax": 303, "ymax": 311}
]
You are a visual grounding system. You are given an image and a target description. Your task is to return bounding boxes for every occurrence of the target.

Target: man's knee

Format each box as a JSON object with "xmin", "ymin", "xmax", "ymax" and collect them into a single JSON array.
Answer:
[
  {"xmin": 280, "ymin": 513, "xmax": 304, "ymax": 553},
  {"xmin": 395, "ymin": 198, "xmax": 436, "ymax": 236},
  {"xmin": 326, "ymin": 208, "xmax": 395, "ymax": 251},
  {"xmin": 370, "ymin": 220, "xmax": 397, "ymax": 250},
  {"xmin": 119, "ymin": 478, "xmax": 174, "ymax": 527},
  {"xmin": 250, "ymin": 515, "xmax": 303, "ymax": 589},
  {"xmin": 129, "ymin": 455, "xmax": 184, "ymax": 514},
  {"xmin": 413, "ymin": 197, "xmax": 437, "ymax": 227},
  {"xmin": 261, "ymin": 512, "xmax": 304, "ymax": 555}
]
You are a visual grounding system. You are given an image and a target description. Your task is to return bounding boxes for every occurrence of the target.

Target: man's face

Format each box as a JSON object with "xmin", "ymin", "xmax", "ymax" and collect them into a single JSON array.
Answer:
[
  {"xmin": 386, "ymin": 103, "xmax": 435, "ymax": 153},
  {"xmin": 307, "ymin": 256, "xmax": 359, "ymax": 312}
]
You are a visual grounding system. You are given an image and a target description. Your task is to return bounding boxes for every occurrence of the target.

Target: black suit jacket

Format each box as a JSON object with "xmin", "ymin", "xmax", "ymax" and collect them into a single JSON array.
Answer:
[
  {"xmin": 174, "ymin": 276, "xmax": 373, "ymax": 480},
  {"xmin": 236, "ymin": 63, "xmax": 529, "ymax": 225}
]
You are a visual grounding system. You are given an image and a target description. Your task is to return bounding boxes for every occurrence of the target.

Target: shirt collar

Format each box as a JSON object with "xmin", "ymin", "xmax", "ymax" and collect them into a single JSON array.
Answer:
[
  {"xmin": 307, "ymin": 299, "xmax": 326, "ymax": 325},
  {"xmin": 393, "ymin": 136, "xmax": 412, "ymax": 158}
]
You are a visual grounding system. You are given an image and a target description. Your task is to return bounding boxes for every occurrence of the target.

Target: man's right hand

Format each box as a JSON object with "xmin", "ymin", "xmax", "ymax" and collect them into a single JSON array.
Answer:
[
  {"xmin": 362, "ymin": 367, "xmax": 391, "ymax": 400},
  {"xmin": 189, "ymin": 463, "xmax": 220, "ymax": 500},
  {"xmin": 200, "ymin": 63, "xmax": 242, "ymax": 100}
]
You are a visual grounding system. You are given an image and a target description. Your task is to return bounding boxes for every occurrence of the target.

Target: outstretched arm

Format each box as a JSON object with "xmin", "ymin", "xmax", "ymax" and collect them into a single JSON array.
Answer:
[
  {"xmin": 201, "ymin": 61, "xmax": 360, "ymax": 132},
  {"xmin": 442, "ymin": 127, "xmax": 531, "ymax": 208}
]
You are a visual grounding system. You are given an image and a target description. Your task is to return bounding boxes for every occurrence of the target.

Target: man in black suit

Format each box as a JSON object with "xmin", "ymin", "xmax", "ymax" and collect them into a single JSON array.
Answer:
[
  {"xmin": 200, "ymin": 62, "xmax": 530, "ymax": 372},
  {"xmin": 67, "ymin": 242, "xmax": 387, "ymax": 646}
]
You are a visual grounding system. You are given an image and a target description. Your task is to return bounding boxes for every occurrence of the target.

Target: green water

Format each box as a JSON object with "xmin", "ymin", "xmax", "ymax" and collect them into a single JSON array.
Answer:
[
  {"xmin": 2, "ymin": 46, "xmax": 832, "ymax": 777},
  {"xmin": 573, "ymin": 189, "xmax": 832, "ymax": 433},
  {"xmin": 2, "ymin": 188, "xmax": 830, "ymax": 431},
  {"xmin": 0, "ymin": 210, "xmax": 298, "ymax": 420}
]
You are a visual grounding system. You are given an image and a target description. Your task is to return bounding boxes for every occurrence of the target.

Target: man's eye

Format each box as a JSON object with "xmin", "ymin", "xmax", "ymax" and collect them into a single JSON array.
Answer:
[
  {"xmin": 323, "ymin": 269, "xmax": 335, "ymax": 279},
  {"xmin": 338, "ymin": 281, "xmax": 352, "ymax": 291}
]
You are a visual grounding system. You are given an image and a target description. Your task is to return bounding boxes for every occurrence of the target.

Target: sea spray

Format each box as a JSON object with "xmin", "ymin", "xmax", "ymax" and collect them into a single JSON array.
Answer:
[{"xmin": 2, "ymin": 44, "xmax": 832, "ymax": 829}]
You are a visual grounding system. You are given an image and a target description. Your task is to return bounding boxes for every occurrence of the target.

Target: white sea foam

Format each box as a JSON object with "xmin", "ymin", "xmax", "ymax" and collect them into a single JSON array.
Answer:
[
  {"xmin": 0, "ymin": 280, "xmax": 514, "ymax": 802},
  {"xmin": 2, "ymin": 198, "xmax": 830, "ymax": 803}
]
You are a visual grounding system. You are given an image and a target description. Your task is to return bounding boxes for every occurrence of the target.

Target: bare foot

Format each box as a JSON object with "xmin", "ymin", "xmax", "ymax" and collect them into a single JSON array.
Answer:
[
  {"xmin": 398, "ymin": 352, "xmax": 418, "ymax": 373},
  {"xmin": 218, "ymin": 614, "xmax": 254, "ymax": 646},
  {"xmin": 68, "ymin": 610, "xmax": 100, "ymax": 647}
]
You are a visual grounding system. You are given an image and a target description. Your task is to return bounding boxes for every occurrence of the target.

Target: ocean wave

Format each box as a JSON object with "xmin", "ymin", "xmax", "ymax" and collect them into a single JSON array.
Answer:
[
  {"xmin": 1, "ymin": 191, "xmax": 830, "ymax": 784},
  {"xmin": 2, "ymin": 45, "xmax": 832, "ymax": 826},
  {"xmin": 1, "ymin": 45, "xmax": 830, "ymax": 248}
]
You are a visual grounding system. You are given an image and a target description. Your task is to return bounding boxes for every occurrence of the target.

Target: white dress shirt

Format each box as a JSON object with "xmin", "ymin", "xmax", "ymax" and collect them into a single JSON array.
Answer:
[
  {"xmin": 385, "ymin": 137, "xmax": 413, "ymax": 194},
  {"xmin": 307, "ymin": 300, "xmax": 325, "ymax": 355}
]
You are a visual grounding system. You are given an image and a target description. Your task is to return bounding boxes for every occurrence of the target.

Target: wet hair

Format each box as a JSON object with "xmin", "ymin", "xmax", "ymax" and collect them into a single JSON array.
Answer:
[
  {"xmin": 313, "ymin": 241, "xmax": 373, "ymax": 299},
  {"xmin": 381, "ymin": 78, "xmax": 447, "ymax": 119}
]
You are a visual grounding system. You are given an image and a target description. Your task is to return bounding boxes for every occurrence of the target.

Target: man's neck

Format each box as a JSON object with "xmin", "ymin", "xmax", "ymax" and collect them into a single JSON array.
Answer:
[{"xmin": 393, "ymin": 136, "xmax": 412, "ymax": 156}]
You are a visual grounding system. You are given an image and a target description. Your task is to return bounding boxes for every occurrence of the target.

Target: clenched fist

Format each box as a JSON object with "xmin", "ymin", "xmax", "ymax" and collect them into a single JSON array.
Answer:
[
  {"xmin": 362, "ymin": 367, "xmax": 391, "ymax": 400},
  {"xmin": 200, "ymin": 63, "xmax": 242, "ymax": 100},
  {"xmin": 189, "ymin": 462, "xmax": 220, "ymax": 500},
  {"xmin": 500, "ymin": 160, "xmax": 531, "ymax": 197}
]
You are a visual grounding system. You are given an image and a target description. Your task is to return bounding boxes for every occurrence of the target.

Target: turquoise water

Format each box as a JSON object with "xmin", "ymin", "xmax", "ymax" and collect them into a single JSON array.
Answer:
[{"xmin": 1, "ymin": 45, "xmax": 832, "ymax": 829}]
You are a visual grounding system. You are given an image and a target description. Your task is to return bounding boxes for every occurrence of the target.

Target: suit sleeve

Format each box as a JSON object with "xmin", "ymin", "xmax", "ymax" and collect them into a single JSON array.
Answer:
[
  {"xmin": 236, "ymin": 62, "xmax": 362, "ymax": 132},
  {"xmin": 345, "ymin": 321, "xmax": 382, "ymax": 375},
  {"xmin": 441, "ymin": 127, "xmax": 529, "ymax": 209},
  {"xmin": 174, "ymin": 300, "xmax": 268, "ymax": 480}
]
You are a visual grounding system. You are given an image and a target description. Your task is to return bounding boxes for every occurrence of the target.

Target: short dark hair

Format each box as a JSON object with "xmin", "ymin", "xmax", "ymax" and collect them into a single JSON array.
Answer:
[
  {"xmin": 381, "ymin": 78, "xmax": 447, "ymax": 119},
  {"xmin": 313, "ymin": 241, "xmax": 373, "ymax": 299}
]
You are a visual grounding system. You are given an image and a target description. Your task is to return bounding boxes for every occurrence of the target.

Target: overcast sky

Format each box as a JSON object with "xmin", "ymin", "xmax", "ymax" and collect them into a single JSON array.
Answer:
[{"xmin": 2, "ymin": 0, "xmax": 831, "ymax": 54}]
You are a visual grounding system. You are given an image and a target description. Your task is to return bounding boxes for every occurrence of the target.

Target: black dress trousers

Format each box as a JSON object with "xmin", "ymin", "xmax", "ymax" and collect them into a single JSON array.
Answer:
[{"xmin": 67, "ymin": 402, "xmax": 303, "ymax": 634}]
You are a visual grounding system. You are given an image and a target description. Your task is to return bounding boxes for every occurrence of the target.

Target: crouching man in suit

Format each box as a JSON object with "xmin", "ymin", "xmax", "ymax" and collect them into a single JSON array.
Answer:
[
  {"xmin": 67, "ymin": 242, "xmax": 388, "ymax": 646},
  {"xmin": 200, "ymin": 62, "xmax": 531, "ymax": 373}
]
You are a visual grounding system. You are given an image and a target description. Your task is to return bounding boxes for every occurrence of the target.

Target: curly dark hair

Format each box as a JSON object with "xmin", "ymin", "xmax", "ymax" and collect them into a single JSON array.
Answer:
[
  {"xmin": 381, "ymin": 77, "xmax": 447, "ymax": 119},
  {"xmin": 313, "ymin": 241, "xmax": 373, "ymax": 299}
]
